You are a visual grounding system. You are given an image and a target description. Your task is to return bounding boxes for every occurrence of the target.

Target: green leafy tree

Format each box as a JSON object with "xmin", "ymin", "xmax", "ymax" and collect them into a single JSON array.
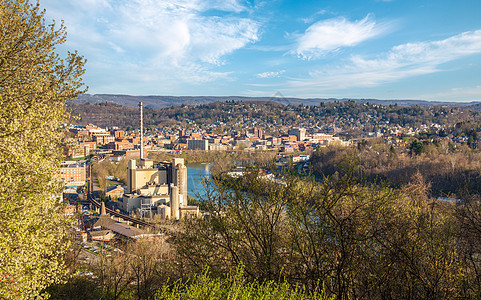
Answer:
[
  {"xmin": 410, "ymin": 140, "xmax": 425, "ymax": 156},
  {"xmin": 0, "ymin": 0, "xmax": 86, "ymax": 298}
]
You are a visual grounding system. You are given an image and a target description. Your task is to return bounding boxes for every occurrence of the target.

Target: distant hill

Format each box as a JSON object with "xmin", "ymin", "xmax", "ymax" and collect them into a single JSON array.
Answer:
[
  {"xmin": 69, "ymin": 96, "xmax": 481, "ymax": 133},
  {"xmin": 75, "ymin": 94, "xmax": 481, "ymax": 109}
]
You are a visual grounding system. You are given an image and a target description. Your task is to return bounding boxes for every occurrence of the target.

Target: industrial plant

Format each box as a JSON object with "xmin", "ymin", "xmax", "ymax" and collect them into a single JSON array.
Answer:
[
  {"xmin": 120, "ymin": 157, "xmax": 199, "ymax": 219},
  {"xmin": 119, "ymin": 102, "xmax": 199, "ymax": 219}
]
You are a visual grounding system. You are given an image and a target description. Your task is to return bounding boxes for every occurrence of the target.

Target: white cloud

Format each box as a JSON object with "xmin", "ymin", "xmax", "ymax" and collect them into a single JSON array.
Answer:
[
  {"xmin": 351, "ymin": 30, "xmax": 481, "ymax": 71},
  {"xmin": 286, "ymin": 29, "xmax": 481, "ymax": 93},
  {"xmin": 257, "ymin": 70, "xmax": 286, "ymax": 78},
  {"xmin": 191, "ymin": 17, "xmax": 260, "ymax": 65},
  {"xmin": 109, "ymin": 0, "xmax": 259, "ymax": 65},
  {"xmin": 293, "ymin": 14, "xmax": 387, "ymax": 59},
  {"xmin": 40, "ymin": 0, "xmax": 259, "ymax": 90}
]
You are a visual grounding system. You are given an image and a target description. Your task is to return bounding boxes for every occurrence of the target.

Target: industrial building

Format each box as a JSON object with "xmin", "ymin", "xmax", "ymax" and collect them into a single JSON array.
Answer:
[
  {"xmin": 118, "ymin": 102, "xmax": 199, "ymax": 219},
  {"xmin": 119, "ymin": 157, "xmax": 199, "ymax": 219}
]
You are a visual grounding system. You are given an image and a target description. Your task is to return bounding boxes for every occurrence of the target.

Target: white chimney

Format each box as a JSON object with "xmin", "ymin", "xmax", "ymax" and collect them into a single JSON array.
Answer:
[{"xmin": 139, "ymin": 102, "xmax": 143, "ymax": 161}]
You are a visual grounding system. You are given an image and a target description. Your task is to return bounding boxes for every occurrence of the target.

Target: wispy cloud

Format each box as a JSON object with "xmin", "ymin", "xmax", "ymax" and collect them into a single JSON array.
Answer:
[
  {"xmin": 293, "ymin": 14, "xmax": 389, "ymax": 59},
  {"xmin": 298, "ymin": 9, "xmax": 329, "ymax": 24},
  {"xmin": 286, "ymin": 29, "xmax": 481, "ymax": 94},
  {"xmin": 351, "ymin": 30, "xmax": 481, "ymax": 72},
  {"xmin": 198, "ymin": 0, "xmax": 248, "ymax": 13},
  {"xmin": 257, "ymin": 70, "xmax": 286, "ymax": 78},
  {"xmin": 41, "ymin": 0, "xmax": 260, "ymax": 91}
]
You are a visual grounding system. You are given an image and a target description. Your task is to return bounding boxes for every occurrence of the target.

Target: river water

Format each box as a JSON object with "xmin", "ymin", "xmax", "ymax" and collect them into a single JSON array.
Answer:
[{"xmin": 186, "ymin": 163, "xmax": 212, "ymax": 199}]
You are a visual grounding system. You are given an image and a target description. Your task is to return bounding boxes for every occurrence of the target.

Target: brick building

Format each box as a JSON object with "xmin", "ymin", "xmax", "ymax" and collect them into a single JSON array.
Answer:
[{"xmin": 59, "ymin": 161, "xmax": 86, "ymax": 187}]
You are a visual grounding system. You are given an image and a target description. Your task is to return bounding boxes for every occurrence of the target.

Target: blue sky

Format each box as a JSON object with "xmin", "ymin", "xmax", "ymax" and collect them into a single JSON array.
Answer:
[{"xmin": 41, "ymin": 0, "xmax": 481, "ymax": 101}]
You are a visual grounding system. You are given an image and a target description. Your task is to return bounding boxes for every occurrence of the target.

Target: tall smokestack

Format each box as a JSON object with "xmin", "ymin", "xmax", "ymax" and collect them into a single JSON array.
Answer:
[{"xmin": 139, "ymin": 102, "xmax": 143, "ymax": 161}]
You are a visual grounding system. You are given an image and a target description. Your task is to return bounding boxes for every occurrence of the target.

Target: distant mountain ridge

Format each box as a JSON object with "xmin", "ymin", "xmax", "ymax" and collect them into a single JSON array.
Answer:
[{"xmin": 75, "ymin": 93, "xmax": 481, "ymax": 109}]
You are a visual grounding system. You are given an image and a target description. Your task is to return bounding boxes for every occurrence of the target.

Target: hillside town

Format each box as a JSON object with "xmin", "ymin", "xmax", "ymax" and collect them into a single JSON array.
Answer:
[
  {"xmin": 6, "ymin": 0, "xmax": 481, "ymax": 298},
  {"xmin": 59, "ymin": 101, "xmax": 481, "ymax": 246},
  {"xmin": 61, "ymin": 100, "xmax": 478, "ymax": 191},
  {"xmin": 60, "ymin": 99, "xmax": 480, "ymax": 193}
]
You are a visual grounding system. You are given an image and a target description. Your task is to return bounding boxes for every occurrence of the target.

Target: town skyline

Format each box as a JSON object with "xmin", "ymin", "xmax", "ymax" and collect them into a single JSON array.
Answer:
[{"xmin": 40, "ymin": 0, "xmax": 481, "ymax": 101}]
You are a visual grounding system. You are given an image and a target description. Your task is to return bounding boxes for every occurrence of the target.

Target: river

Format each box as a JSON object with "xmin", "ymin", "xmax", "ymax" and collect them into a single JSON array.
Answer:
[{"xmin": 186, "ymin": 163, "xmax": 212, "ymax": 199}]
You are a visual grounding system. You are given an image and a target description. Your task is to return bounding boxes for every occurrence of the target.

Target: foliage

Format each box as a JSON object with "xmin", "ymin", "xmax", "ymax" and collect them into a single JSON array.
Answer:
[
  {"xmin": 455, "ymin": 195, "xmax": 481, "ymax": 297},
  {"xmin": 48, "ymin": 239, "xmax": 177, "ymax": 299},
  {"xmin": 96, "ymin": 240, "xmax": 174, "ymax": 299},
  {"xmin": 156, "ymin": 266, "xmax": 330, "ymax": 300},
  {"xmin": 149, "ymin": 150, "xmax": 276, "ymax": 165},
  {"xmin": 410, "ymin": 140, "xmax": 425, "ymax": 155},
  {"xmin": 311, "ymin": 143, "xmax": 481, "ymax": 197},
  {"xmin": 176, "ymin": 166, "xmax": 470, "ymax": 299},
  {"xmin": 46, "ymin": 276, "xmax": 101, "ymax": 300},
  {"xmin": 0, "ymin": 0, "xmax": 85, "ymax": 298},
  {"xmin": 177, "ymin": 170, "xmax": 294, "ymax": 282},
  {"xmin": 46, "ymin": 161, "xmax": 481, "ymax": 299},
  {"xmin": 50, "ymin": 262, "xmax": 330, "ymax": 300},
  {"xmin": 92, "ymin": 159, "xmax": 128, "ymax": 190}
]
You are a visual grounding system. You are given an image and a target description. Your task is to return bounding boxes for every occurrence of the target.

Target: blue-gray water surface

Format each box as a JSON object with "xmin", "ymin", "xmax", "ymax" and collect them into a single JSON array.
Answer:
[{"xmin": 187, "ymin": 163, "xmax": 212, "ymax": 199}]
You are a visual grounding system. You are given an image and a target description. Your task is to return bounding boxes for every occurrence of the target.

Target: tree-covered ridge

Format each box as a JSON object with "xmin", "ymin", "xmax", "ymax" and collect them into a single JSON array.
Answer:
[
  {"xmin": 75, "ymin": 93, "xmax": 481, "ymax": 110},
  {"xmin": 311, "ymin": 141, "xmax": 481, "ymax": 198},
  {"xmin": 69, "ymin": 100, "xmax": 481, "ymax": 136}
]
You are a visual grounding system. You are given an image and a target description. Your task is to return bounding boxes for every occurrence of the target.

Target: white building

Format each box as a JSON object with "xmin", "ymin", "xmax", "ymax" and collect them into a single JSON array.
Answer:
[{"xmin": 288, "ymin": 128, "xmax": 306, "ymax": 141}]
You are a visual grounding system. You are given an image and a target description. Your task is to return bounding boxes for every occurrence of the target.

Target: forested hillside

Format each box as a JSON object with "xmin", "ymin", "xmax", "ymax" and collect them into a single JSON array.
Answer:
[
  {"xmin": 76, "ymin": 93, "xmax": 480, "ymax": 109},
  {"xmin": 69, "ymin": 100, "xmax": 481, "ymax": 137}
]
